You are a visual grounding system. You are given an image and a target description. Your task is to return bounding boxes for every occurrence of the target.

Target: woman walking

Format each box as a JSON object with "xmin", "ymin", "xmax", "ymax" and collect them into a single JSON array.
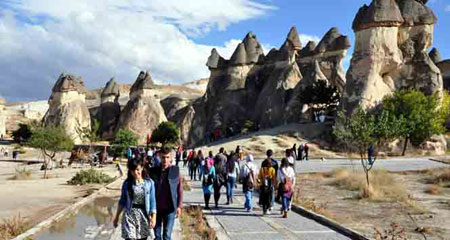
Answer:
[
  {"xmin": 201, "ymin": 157, "xmax": 216, "ymax": 209},
  {"xmin": 113, "ymin": 158, "xmax": 156, "ymax": 240},
  {"xmin": 226, "ymin": 153, "xmax": 240, "ymax": 204},
  {"xmin": 277, "ymin": 158, "xmax": 295, "ymax": 218}
]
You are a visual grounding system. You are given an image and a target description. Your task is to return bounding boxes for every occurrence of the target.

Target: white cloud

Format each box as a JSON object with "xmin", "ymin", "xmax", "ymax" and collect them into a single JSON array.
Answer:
[
  {"xmin": 0, "ymin": 0, "xmax": 274, "ymax": 101},
  {"xmin": 299, "ymin": 34, "xmax": 321, "ymax": 47}
]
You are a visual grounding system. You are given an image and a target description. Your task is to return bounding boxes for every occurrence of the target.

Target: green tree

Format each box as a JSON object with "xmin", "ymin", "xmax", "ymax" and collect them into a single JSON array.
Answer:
[
  {"xmin": 28, "ymin": 126, "xmax": 74, "ymax": 178},
  {"xmin": 382, "ymin": 89, "xmax": 445, "ymax": 155},
  {"xmin": 112, "ymin": 129, "xmax": 138, "ymax": 156},
  {"xmin": 76, "ymin": 119, "xmax": 101, "ymax": 153},
  {"xmin": 299, "ymin": 80, "xmax": 341, "ymax": 118},
  {"xmin": 12, "ymin": 124, "xmax": 33, "ymax": 144},
  {"xmin": 151, "ymin": 121, "xmax": 180, "ymax": 147}
]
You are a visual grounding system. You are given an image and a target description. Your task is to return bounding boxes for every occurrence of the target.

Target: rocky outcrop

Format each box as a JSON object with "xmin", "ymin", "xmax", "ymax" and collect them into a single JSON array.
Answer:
[
  {"xmin": 342, "ymin": 0, "xmax": 443, "ymax": 114},
  {"xmin": 297, "ymin": 27, "xmax": 350, "ymax": 92},
  {"xmin": 160, "ymin": 96, "xmax": 189, "ymax": 120},
  {"xmin": 117, "ymin": 71, "xmax": 167, "ymax": 144},
  {"xmin": 43, "ymin": 73, "xmax": 91, "ymax": 144},
  {"xmin": 0, "ymin": 98, "xmax": 5, "ymax": 137},
  {"xmin": 99, "ymin": 78, "xmax": 121, "ymax": 140},
  {"xmin": 429, "ymin": 48, "xmax": 441, "ymax": 64}
]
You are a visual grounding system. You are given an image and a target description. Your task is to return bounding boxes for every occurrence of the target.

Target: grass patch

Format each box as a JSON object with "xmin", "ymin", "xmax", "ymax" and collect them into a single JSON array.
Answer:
[
  {"xmin": 272, "ymin": 138, "xmax": 290, "ymax": 148},
  {"xmin": 324, "ymin": 168, "xmax": 424, "ymax": 212},
  {"xmin": 292, "ymin": 187, "xmax": 334, "ymax": 219},
  {"xmin": 181, "ymin": 205, "xmax": 216, "ymax": 240},
  {"xmin": 67, "ymin": 169, "xmax": 115, "ymax": 185},
  {"xmin": 0, "ymin": 214, "xmax": 31, "ymax": 240},
  {"xmin": 427, "ymin": 168, "xmax": 450, "ymax": 187},
  {"xmin": 9, "ymin": 167, "xmax": 32, "ymax": 180}
]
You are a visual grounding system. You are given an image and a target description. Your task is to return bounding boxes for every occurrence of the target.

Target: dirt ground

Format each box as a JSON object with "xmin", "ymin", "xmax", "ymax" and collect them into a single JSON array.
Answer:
[
  {"xmin": 0, "ymin": 158, "xmax": 120, "ymax": 227},
  {"xmin": 296, "ymin": 169, "xmax": 450, "ymax": 240}
]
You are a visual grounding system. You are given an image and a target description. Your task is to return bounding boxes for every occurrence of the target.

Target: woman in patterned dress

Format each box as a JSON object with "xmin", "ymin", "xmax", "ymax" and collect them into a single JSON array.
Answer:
[{"xmin": 113, "ymin": 158, "xmax": 156, "ymax": 240}]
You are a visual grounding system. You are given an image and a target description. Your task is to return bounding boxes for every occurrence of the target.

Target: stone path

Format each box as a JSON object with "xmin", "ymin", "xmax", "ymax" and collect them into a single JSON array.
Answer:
[{"xmin": 182, "ymin": 166, "xmax": 350, "ymax": 240}]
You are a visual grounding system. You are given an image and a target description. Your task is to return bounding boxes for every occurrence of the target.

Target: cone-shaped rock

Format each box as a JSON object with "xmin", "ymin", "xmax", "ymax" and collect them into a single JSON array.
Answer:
[
  {"xmin": 243, "ymin": 32, "xmax": 264, "ymax": 64},
  {"xmin": 43, "ymin": 73, "xmax": 91, "ymax": 144},
  {"xmin": 230, "ymin": 43, "xmax": 248, "ymax": 65},
  {"xmin": 206, "ymin": 48, "xmax": 225, "ymax": 69},
  {"xmin": 286, "ymin": 26, "xmax": 302, "ymax": 50},
  {"xmin": 101, "ymin": 78, "xmax": 120, "ymax": 100},
  {"xmin": 353, "ymin": 0, "xmax": 404, "ymax": 31},
  {"xmin": 315, "ymin": 27, "xmax": 349, "ymax": 53},
  {"xmin": 117, "ymin": 71, "xmax": 167, "ymax": 144},
  {"xmin": 299, "ymin": 41, "xmax": 316, "ymax": 57},
  {"xmin": 130, "ymin": 71, "xmax": 154, "ymax": 93}
]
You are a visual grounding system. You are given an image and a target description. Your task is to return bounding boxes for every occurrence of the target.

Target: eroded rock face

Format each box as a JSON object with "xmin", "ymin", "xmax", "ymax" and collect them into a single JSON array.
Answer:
[
  {"xmin": 0, "ymin": 98, "xmax": 6, "ymax": 137},
  {"xmin": 99, "ymin": 78, "xmax": 121, "ymax": 140},
  {"xmin": 117, "ymin": 71, "xmax": 167, "ymax": 144},
  {"xmin": 175, "ymin": 26, "xmax": 349, "ymax": 146},
  {"xmin": 342, "ymin": 0, "xmax": 443, "ymax": 114},
  {"xmin": 43, "ymin": 73, "xmax": 91, "ymax": 144}
]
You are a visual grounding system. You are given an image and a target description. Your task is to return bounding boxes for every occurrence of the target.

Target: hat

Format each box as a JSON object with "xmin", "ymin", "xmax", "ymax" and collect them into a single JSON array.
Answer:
[{"xmin": 246, "ymin": 154, "xmax": 254, "ymax": 162}]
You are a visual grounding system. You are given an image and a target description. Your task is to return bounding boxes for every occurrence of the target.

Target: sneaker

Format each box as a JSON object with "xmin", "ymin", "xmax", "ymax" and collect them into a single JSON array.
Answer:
[{"xmin": 267, "ymin": 209, "xmax": 272, "ymax": 214}]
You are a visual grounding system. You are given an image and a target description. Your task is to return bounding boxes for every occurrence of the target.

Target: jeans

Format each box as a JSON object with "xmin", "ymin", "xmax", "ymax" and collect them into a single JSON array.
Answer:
[
  {"xmin": 244, "ymin": 190, "xmax": 253, "ymax": 210},
  {"xmin": 281, "ymin": 196, "xmax": 291, "ymax": 211},
  {"xmin": 154, "ymin": 210, "xmax": 176, "ymax": 240},
  {"xmin": 226, "ymin": 176, "xmax": 236, "ymax": 201}
]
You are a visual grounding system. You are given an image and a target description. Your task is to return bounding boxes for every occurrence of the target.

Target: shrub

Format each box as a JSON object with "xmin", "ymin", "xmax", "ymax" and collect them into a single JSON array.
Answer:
[
  {"xmin": 0, "ymin": 214, "xmax": 30, "ymax": 239},
  {"xmin": 10, "ymin": 167, "xmax": 32, "ymax": 180},
  {"xmin": 67, "ymin": 169, "xmax": 115, "ymax": 185}
]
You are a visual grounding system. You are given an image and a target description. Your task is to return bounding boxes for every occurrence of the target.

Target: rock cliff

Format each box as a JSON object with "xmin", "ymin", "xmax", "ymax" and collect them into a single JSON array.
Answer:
[
  {"xmin": 43, "ymin": 73, "xmax": 91, "ymax": 144},
  {"xmin": 99, "ymin": 78, "xmax": 121, "ymax": 140}
]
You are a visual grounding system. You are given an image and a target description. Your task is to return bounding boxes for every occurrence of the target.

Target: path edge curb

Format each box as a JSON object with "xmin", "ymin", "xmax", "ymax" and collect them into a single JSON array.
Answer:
[
  {"xmin": 291, "ymin": 204, "xmax": 371, "ymax": 240},
  {"xmin": 428, "ymin": 158, "xmax": 450, "ymax": 165},
  {"xmin": 13, "ymin": 176, "xmax": 123, "ymax": 240}
]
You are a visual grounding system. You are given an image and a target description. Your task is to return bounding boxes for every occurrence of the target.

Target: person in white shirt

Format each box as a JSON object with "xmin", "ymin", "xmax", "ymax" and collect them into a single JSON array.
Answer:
[
  {"xmin": 241, "ymin": 154, "xmax": 257, "ymax": 212},
  {"xmin": 277, "ymin": 158, "xmax": 296, "ymax": 218}
]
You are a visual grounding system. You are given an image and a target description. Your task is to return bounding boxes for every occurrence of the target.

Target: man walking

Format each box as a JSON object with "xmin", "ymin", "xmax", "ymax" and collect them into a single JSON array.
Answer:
[
  {"xmin": 213, "ymin": 147, "xmax": 228, "ymax": 208},
  {"xmin": 149, "ymin": 148, "xmax": 183, "ymax": 240}
]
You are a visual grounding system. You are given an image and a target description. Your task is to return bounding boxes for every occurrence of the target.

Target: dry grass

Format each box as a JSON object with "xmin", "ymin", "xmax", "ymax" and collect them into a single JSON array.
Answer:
[
  {"xmin": 374, "ymin": 222, "xmax": 408, "ymax": 240},
  {"xmin": 293, "ymin": 188, "xmax": 334, "ymax": 219},
  {"xmin": 249, "ymin": 144, "xmax": 265, "ymax": 154},
  {"xmin": 181, "ymin": 206, "xmax": 216, "ymax": 240},
  {"xmin": 271, "ymin": 138, "xmax": 290, "ymax": 148},
  {"xmin": 183, "ymin": 177, "xmax": 191, "ymax": 191},
  {"xmin": 9, "ymin": 167, "xmax": 32, "ymax": 180},
  {"xmin": 324, "ymin": 168, "xmax": 425, "ymax": 212},
  {"xmin": 249, "ymin": 136, "xmax": 259, "ymax": 142},
  {"xmin": 0, "ymin": 214, "xmax": 31, "ymax": 240},
  {"xmin": 425, "ymin": 184, "xmax": 441, "ymax": 195}
]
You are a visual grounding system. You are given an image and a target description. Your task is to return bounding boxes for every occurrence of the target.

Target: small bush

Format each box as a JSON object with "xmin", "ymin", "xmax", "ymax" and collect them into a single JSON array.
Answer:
[
  {"xmin": 0, "ymin": 214, "xmax": 30, "ymax": 239},
  {"xmin": 10, "ymin": 168, "xmax": 32, "ymax": 180},
  {"xmin": 425, "ymin": 184, "xmax": 441, "ymax": 195},
  {"xmin": 67, "ymin": 169, "xmax": 115, "ymax": 185}
]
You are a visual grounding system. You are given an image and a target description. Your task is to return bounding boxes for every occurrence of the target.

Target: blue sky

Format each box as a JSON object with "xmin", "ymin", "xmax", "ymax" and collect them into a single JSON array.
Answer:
[{"xmin": 0, "ymin": 0, "xmax": 449, "ymax": 101}]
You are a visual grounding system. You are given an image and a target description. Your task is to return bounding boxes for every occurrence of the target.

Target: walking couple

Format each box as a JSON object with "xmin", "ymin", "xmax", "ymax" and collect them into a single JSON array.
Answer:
[{"xmin": 113, "ymin": 148, "xmax": 183, "ymax": 240}]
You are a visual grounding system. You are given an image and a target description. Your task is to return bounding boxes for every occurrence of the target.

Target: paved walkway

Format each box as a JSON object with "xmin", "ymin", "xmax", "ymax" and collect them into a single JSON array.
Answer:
[{"xmin": 181, "ymin": 166, "xmax": 350, "ymax": 240}]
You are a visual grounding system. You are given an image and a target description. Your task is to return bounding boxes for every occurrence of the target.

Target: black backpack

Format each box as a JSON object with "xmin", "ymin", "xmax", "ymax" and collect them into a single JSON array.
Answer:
[
  {"xmin": 202, "ymin": 169, "xmax": 214, "ymax": 186},
  {"xmin": 214, "ymin": 155, "xmax": 227, "ymax": 184}
]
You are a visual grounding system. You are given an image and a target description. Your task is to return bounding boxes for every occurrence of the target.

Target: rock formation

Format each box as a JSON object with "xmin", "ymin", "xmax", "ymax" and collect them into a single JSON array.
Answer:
[
  {"xmin": 169, "ymin": 26, "xmax": 349, "ymax": 146},
  {"xmin": 99, "ymin": 78, "xmax": 121, "ymax": 140},
  {"xmin": 0, "ymin": 98, "xmax": 6, "ymax": 137},
  {"xmin": 43, "ymin": 73, "xmax": 91, "ymax": 144},
  {"xmin": 117, "ymin": 71, "xmax": 167, "ymax": 144},
  {"xmin": 342, "ymin": 0, "xmax": 443, "ymax": 113}
]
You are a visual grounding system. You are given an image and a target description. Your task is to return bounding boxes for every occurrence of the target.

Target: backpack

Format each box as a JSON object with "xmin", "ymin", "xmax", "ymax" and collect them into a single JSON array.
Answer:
[
  {"xmin": 202, "ymin": 168, "xmax": 214, "ymax": 186},
  {"xmin": 282, "ymin": 176, "xmax": 293, "ymax": 193},
  {"xmin": 260, "ymin": 168, "xmax": 273, "ymax": 193}
]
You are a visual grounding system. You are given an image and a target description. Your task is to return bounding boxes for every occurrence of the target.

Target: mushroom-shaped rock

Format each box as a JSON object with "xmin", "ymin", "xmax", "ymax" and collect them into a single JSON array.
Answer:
[
  {"xmin": 286, "ymin": 26, "xmax": 302, "ymax": 50},
  {"xmin": 396, "ymin": 0, "xmax": 437, "ymax": 26},
  {"xmin": 130, "ymin": 71, "xmax": 153, "ymax": 93},
  {"xmin": 230, "ymin": 43, "xmax": 248, "ymax": 65},
  {"xmin": 429, "ymin": 48, "xmax": 442, "ymax": 64},
  {"xmin": 52, "ymin": 73, "xmax": 86, "ymax": 94},
  {"xmin": 352, "ymin": 0, "xmax": 404, "ymax": 31}
]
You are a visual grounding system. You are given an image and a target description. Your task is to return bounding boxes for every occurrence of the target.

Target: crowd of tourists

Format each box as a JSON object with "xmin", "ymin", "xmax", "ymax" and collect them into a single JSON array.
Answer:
[{"xmin": 183, "ymin": 144, "xmax": 302, "ymax": 218}]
